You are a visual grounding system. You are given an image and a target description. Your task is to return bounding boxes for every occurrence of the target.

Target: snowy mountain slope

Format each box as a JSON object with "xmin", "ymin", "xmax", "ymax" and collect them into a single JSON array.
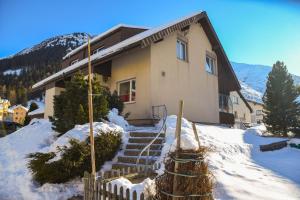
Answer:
[
  {"xmin": 232, "ymin": 62, "xmax": 300, "ymax": 94},
  {"xmin": 231, "ymin": 62, "xmax": 300, "ymax": 103},
  {"xmin": 2, "ymin": 33, "xmax": 89, "ymax": 60}
]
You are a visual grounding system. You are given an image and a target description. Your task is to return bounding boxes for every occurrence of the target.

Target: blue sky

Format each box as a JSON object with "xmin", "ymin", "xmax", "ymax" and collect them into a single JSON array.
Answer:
[{"xmin": 0, "ymin": 0, "xmax": 299, "ymax": 75}]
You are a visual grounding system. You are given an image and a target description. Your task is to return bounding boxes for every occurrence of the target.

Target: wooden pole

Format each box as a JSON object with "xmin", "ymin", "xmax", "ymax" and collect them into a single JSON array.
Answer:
[
  {"xmin": 192, "ymin": 123, "xmax": 201, "ymax": 149},
  {"xmin": 172, "ymin": 100, "xmax": 184, "ymax": 200},
  {"xmin": 87, "ymin": 37, "xmax": 96, "ymax": 178}
]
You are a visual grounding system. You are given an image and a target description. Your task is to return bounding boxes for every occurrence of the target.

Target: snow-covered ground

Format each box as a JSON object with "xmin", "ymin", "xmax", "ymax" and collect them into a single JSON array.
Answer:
[
  {"xmin": 0, "ymin": 116, "xmax": 125, "ymax": 200},
  {"xmin": 0, "ymin": 115, "xmax": 299, "ymax": 199}
]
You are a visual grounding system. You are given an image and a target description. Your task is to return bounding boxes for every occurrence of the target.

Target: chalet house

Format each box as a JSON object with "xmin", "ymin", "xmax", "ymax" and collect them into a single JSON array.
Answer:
[
  {"xmin": 10, "ymin": 105, "xmax": 28, "ymax": 125},
  {"xmin": 32, "ymin": 11, "xmax": 247, "ymax": 125},
  {"xmin": 230, "ymin": 91, "xmax": 253, "ymax": 127}
]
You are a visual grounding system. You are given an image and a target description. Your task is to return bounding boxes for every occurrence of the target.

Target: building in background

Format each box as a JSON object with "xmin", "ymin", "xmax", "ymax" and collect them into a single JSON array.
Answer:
[
  {"xmin": 0, "ymin": 98, "xmax": 11, "ymax": 121},
  {"xmin": 230, "ymin": 91, "xmax": 253, "ymax": 128},
  {"xmin": 10, "ymin": 105, "xmax": 28, "ymax": 125},
  {"xmin": 248, "ymin": 100, "xmax": 264, "ymax": 124}
]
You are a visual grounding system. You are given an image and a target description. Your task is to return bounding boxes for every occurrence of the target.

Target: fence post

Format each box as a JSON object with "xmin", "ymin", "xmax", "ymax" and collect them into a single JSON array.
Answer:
[
  {"xmin": 126, "ymin": 189, "xmax": 130, "ymax": 200},
  {"xmin": 120, "ymin": 186, "xmax": 124, "ymax": 200},
  {"xmin": 172, "ymin": 100, "xmax": 184, "ymax": 200},
  {"xmin": 133, "ymin": 191, "xmax": 137, "ymax": 200}
]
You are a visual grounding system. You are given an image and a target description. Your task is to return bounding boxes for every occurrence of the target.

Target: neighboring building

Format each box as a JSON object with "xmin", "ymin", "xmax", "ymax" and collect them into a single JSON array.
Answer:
[
  {"xmin": 230, "ymin": 91, "xmax": 253, "ymax": 127},
  {"xmin": 10, "ymin": 105, "xmax": 28, "ymax": 125},
  {"xmin": 32, "ymin": 11, "xmax": 243, "ymax": 125},
  {"xmin": 248, "ymin": 100, "xmax": 264, "ymax": 124},
  {"xmin": 28, "ymin": 107, "xmax": 45, "ymax": 119},
  {"xmin": 0, "ymin": 98, "xmax": 11, "ymax": 121}
]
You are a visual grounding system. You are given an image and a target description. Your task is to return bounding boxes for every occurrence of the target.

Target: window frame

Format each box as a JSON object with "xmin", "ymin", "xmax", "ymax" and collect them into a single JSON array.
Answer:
[
  {"xmin": 117, "ymin": 78, "xmax": 136, "ymax": 104},
  {"xmin": 176, "ymin": 39, "xmax": 188, "ymax": 61},
  {"xmin": 205, "ymin": 55, "xmax": 216, "ymax": 75},
  {"xmin": 232, "ymin": 96, "xmax": 239, "ymax": 104},
  {"xmin": 93, "ymin": 46, "xmax": 105, "ymax": 55},
  {"xmin": 256, "ymin": 110, "xmax": 263, "ymax": 116},
  {"xmin": 70, "ymin": 59, "xmax": 79, "ymax": 65}
]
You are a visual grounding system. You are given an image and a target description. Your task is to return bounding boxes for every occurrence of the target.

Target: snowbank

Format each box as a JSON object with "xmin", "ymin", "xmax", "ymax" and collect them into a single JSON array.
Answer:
[
  {"xmin": 46, "ymin": 122, "xmax": 124, "ymax": 162},
  {"xmin": 107, "ymin": 108, "xmax": 129, "ymax": 130},
  {"xmin": 0, "ymin": 119, "xmax": 78, "ymax": 200}
]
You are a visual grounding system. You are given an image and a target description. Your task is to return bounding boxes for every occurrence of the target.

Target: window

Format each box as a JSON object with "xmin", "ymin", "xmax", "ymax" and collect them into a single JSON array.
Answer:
[
  {"xmin": 232, "ymin": 96, "xmax": 239, "ymax": 104},
  {"xmin": 256, "ymin": 110, "xmax": 263, "ymax": 116},
  {"xmin": 205, "ymin": 55, "xmax": 216, "ymax": 74},
  {"xmin": 234, "ymin": 111, "xmax": 238, "ymax": 119},
  {"xmin": 176, "ymin": 39, "xmax": 187, "ymax": 61},
  {"xmin": 93, "ymin": 46, "xmax": 105, "ymax": 55},
  {"xmin": 118, "ymin": 79, "xmax": 136, "ymax": 103},
  {"xmin": 70, "ymin": 59, "xmax": 79, "ymax": 65}
]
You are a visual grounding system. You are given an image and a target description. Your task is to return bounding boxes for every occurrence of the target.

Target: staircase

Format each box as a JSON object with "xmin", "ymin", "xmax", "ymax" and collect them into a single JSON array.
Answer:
[{"xmin": 112, "ymin": 130, "xmax": 165, "ymax": 169}]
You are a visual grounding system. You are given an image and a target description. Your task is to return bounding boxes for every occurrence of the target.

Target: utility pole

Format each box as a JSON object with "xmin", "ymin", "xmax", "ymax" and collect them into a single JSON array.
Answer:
[{"xmin": 87, "ymin": 37, "xmax": 96, "ymax": 178}]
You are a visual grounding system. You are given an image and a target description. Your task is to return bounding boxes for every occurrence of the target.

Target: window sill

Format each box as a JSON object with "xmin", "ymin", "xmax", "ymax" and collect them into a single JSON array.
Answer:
[
  {"xmin": 124, "ymin": 101, "xmax": 136, "ymax": 105},
  {"xmin": 177, "ymin": 58, "xmax": 188, "ymax": 63}
]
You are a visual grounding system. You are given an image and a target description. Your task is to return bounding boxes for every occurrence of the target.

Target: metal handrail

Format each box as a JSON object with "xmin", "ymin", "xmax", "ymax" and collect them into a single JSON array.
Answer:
[{"xmin": 136, "ymin": 105, "xmax": 167, "ymax": 166}]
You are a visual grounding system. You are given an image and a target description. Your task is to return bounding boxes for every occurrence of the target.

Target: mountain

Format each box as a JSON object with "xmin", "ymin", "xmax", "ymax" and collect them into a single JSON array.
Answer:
[
  {"xmin": 231, "ymin": 62, "xmax": 300, "ymax": 103},
  {"xmin": 0, "ymin": 33, "xmax": 89, "ymax": 106}
]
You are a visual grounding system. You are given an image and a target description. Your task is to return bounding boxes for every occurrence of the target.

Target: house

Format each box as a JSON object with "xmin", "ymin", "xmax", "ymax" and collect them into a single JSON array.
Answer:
[
  {"xmin": 32, "ymin": 11, "xmax": 246, "ymax": 125},
  {"xmin": 0, "ymin": 98, "xmax": 11, "ymax": 121},
  {"xmin": 10, "ymin": 105, "xmax": 28, "ymax": 125},
  {"xmin": 230, "ymin": 91, "xmax": 253, "ymax": 127},
  {"xmin": 248, "ymin": 100, "xmax": 264, "ymax": 124}
]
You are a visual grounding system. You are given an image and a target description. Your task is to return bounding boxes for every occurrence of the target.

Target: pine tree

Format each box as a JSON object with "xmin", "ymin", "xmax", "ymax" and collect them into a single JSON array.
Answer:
[
  {"xmin": 50, "ymin": 72, "xmax": 109, "ymax": 134},
  {"xmin": 263, "ymin": 61, "xmax": 300, "ymax": 136}
]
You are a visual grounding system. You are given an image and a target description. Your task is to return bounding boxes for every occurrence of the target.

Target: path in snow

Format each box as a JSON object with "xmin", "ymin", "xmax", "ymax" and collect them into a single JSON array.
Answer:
[{"xmin": 197, "ymin": 124, "xmax": 300, "ymax": 200}]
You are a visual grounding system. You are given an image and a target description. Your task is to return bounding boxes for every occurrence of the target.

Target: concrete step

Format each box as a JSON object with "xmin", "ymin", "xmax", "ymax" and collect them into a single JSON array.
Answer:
[
  {"xmin": 111, "ymin": 163, "xmax": 152, "ymax": 170},
  {"xmin": 126, "ymin": 143, "xmax": 162, "ymax": 150},
  {"xmin": 124, "ymin": 149, "xmax": 161, "ymax": 156},
  {"xmin": 129, "ymin": 132, "xmax": 165, "ymax": 138},
  {"xmin": 117, "ymin": 156, "xmax": 157, "ymax": 165},
  {"xmin": 128, "ymin": 137, "xmax": 164, "ymax": 144}
]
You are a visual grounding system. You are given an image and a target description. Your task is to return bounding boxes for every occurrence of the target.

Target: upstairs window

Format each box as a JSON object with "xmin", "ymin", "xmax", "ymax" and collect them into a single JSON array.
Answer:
[
  {"xmin": 232, "ymin": 96, "xmax": 239, "ymax": 104},
  {"xmin": 118, "ymin": 79, "xmax": 136, "ymax": 103},
  {"xmin": 256, "ymin": 110, "xmax": 263, "ymax": 116},
  {"xmin": 205, "ymin": 55, "xmax": 216, "ymax": 75},
  {"xmin": 93, "ymin": 46, "xmax": 105, "ymax": 55},
  {"xmin": 176, "ymin": 39, "xmax": 187, "ymax": 61},
  {"xmin": 70, "ymin": 59, "xmax": 79, "ymax": 65}
]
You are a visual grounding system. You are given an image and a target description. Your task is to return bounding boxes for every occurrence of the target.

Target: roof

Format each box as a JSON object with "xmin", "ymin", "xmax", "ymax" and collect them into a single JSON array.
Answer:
[
  {"xmin": 28, "ymin": 107, "xmax": 45, "ymax": 116},
  {"xmin": 10, "ymin": 105, "xmax": 29, "ymax": 112},
  {"xmin": 62, "ymin": 24, "xmax": 149, "ymax": 60},
  {"xmin": 33, "ymin": 11, "xmax": 240, "ymax": 92}
]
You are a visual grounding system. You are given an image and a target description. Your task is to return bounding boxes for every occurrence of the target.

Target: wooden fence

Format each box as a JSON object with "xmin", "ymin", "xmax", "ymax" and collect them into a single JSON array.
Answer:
[{"xmin": 83, "ymin": 163, "xmax": 160, "ymax": 200}]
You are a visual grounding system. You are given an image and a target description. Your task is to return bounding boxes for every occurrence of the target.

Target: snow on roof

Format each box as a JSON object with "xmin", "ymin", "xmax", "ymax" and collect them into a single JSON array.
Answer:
[
  {"xmin": 33, "ymin": 11, "xmax": 203, "ymax": 89},
  {"xmin": 62, "ymin": 24, "xmax": 149, "ymax": 60},
  {"xmin": 28, "ymin": 107, "xmax": 44, "ymax": 116},
  {"xmin": 10, "ymin": 105, "xmax": 29, "ymax": 111}
]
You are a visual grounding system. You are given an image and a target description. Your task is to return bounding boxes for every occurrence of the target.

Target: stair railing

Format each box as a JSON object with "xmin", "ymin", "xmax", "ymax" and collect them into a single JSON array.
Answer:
[{"xmin": 136, "ymin": 105, "xmax": 167, "ymax": 168}]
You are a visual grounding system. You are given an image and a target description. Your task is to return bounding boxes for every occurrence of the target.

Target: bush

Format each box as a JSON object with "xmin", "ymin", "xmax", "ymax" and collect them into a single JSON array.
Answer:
[
  {"xmin": 28, "ymin": 130, "xmax": 122, "ymax": 185},
  {"xmin": 104, "ymin": 88, "xmax": 124, "ymax": 114}
]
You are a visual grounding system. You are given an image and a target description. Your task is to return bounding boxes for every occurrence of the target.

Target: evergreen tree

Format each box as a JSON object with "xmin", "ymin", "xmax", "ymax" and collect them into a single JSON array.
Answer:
[
  {"xmin": 263, "ymin": 61, "xmax": 300, "ymax": 136},
  {"xmin": 50, "ymin": 72, "xmax": 109, "ymax": 134}
]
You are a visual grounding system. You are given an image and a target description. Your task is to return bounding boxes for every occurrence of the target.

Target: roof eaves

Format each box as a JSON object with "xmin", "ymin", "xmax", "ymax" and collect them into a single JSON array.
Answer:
[{"xmin": 62, "ymin": 24, "xmax": 149, "ymax": 60}]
